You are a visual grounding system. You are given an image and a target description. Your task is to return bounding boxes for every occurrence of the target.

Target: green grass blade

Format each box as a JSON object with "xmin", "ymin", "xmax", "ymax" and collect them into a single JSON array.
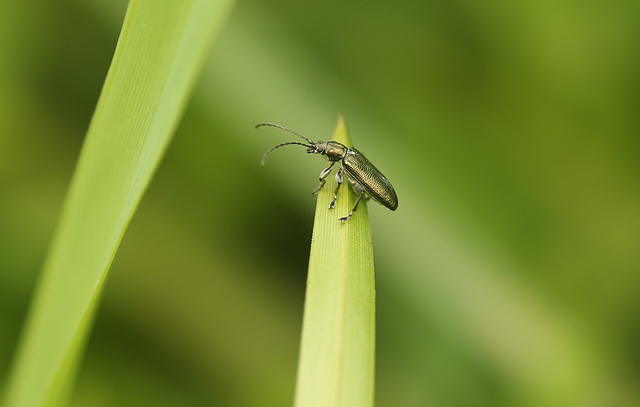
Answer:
[
  {"xmin": 1, "ymin": 1, "xmax": 235, "ymax": 406},
  {"xmin": 294, "ymin": 115, "xmax": 375, "ymax": 407}
]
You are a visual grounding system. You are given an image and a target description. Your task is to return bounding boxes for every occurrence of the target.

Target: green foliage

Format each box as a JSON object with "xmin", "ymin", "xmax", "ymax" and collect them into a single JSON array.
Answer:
[
  {"xmin": 1, "ymin": 0, "xmax": 640, "ymax": 406},
  {"xmin": 294, "ymin": 116, "xmax": 374, "ymax": 407},
  {"xmin": 1, "ymin": 1, "xmax": 234, "ymax": 406}
]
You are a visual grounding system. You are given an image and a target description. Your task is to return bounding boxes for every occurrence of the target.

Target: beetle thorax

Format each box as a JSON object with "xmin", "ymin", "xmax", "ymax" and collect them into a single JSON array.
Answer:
[{"xmin": 310, "ymin": 141, "xmax": 347, "ymax": 162}]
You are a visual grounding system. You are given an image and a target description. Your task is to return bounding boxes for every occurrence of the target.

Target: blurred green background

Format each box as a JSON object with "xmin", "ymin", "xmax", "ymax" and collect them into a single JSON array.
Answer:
[{"xmin": 2, "ymin": 0, "xmax": 640, "ymax": 406}]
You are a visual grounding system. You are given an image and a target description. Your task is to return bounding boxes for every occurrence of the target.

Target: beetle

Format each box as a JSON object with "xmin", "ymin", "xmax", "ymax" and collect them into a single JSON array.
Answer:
[{"xmin": 256, "ymin": 122, "xmax": 398, "ymax": 222}]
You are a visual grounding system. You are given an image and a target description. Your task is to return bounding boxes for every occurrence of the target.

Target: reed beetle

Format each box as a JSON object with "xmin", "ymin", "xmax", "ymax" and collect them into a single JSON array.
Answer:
[{"xmin": 256, "ymin": 122, "xmax": 398, "ymax": 222}]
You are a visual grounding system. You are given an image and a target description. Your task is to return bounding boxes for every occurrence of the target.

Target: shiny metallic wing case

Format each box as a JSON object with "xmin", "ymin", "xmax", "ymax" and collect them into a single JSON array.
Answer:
[{"xmin": 342, "ymin": 147, "xmax": 398, "ymax": 211}]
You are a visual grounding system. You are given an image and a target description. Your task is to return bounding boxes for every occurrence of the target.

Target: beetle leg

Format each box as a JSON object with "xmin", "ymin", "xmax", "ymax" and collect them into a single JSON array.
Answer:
[
  {"xmin": 339, "ymin": 188, "xmax": 366, "ymax": 222},
  {"xmin": 311, "ymin": 180, "xmax": 325, "ymax": 196},
  {"xmin": 329, "ymin": 168, "xmax": 343, "ymax": 209},
  {"xmin": 312, "ymin": 162, "xmax": 335, "ymax": 196}
]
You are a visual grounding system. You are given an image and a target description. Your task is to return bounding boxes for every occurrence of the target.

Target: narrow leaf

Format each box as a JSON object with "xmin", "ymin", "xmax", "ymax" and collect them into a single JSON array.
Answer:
[
  {"xmin": 294, "ymin": 115, "xmax": 376, "ymax": 407},
  {"xmin": 2, "ymin": 1, "xmax": 235, "ymax": 406}
]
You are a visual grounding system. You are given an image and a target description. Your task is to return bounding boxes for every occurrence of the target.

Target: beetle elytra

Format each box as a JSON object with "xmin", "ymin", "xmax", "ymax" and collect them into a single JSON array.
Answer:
[{"xmin": 256, "ymin": 122, "xmax": 398, "ymax": 222}]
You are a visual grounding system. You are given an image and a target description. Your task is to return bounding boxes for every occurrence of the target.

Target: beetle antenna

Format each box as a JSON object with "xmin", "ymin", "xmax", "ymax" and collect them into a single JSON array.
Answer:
[
  {"xmin": 255, "ymin": 122, "xmax": 316, "ymax": 145},
  {"xmin": 261, "ymin": 142, "xmax": 313, "ymax": 165}
]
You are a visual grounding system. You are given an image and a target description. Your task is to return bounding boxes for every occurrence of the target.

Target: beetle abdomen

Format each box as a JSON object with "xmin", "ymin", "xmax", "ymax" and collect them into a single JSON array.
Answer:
[{"xmin": 343, "ymin": 148, "xmax": 398, "ymax": 211}]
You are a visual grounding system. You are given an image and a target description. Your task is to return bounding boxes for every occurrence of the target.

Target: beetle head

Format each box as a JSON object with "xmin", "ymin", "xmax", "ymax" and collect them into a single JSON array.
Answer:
[{"xmin": 307, "ymin": 142, "xmax": 327, "ymax": 155}]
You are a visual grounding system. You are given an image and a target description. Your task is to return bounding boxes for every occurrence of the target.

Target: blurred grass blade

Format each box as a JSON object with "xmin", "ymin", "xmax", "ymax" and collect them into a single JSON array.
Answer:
[
  {"xmin": 294, "ymin": 115, "xmax": 375, "ymax": 407},
  {"xmin": 1, "ymin": 0, "xmax": 235, "ymax": 406}
]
